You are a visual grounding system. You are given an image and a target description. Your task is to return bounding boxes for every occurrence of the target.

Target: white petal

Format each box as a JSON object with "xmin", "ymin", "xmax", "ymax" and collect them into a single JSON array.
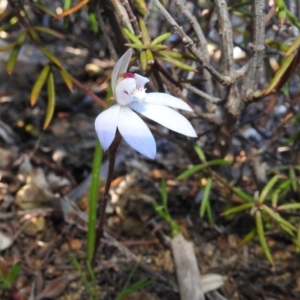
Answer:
[
  {"xmin": 145, "ymin": 93, "xmax": 193, "ymax": 111},
  {"xmin": 111, "ymin": 48, "xmax": 133, "ymax": 92},
  {"xmin": 118, "ymin": 107, "xmax": 156, "ymax": 159},
  {"xmin": 134, "ymin": 74, "xmax": 149, "ymax": 89},
  {"xmin": 130, "ymin": 103, "xmax": 197, "ymax": 137},
  {"xmin": 115, "ymin": 78, "xmax": 136, "ymax": 105},
  {"xmin": 95, "ymin": 105, "xmax": 121, "ymax": 151}
]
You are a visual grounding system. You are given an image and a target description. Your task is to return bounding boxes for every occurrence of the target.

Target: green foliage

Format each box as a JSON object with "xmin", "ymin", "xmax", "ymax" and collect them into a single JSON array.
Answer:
[
  {"xmin": 200, "ymin": 177, "xmax": 214, "ymax": 227},
  {"xmin": 0, "ymin": 263, "xmax": 21, "ymax": 290},
  {"xmin": 153, "ymin": 179, "xmax": 181, "ymax": 238},
  {"xmin": 177, "ymin": 145, "xmax": 300, "ymax": 266},
  {"xmin": 115, "ymin": 260, "xmax": 155, "ymax": 300},
  {"xmin": 71, "ymin": 255, "xmax": 98, "ymax": 300},
  {"xmin": 222, "ymin": 170, "xmax": 300, "ymax": 265},
  {"xmin": 87, "ymin": 141, "xmax": 103, "ymax": 264},
  {"xmin": 123, "ymin": 18, "xmax": 196, "ymax": 72},
  {"xmin": 70, "ymin": 142, "xmax": 103, "ymax": 299},
  {"xmin": 178, "ymin": 145, "xmax": 230, "ymax": 226}
]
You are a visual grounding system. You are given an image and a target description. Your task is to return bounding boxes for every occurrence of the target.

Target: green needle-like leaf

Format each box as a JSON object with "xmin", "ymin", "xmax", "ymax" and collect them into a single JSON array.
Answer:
[
  {"xmin": 159, "ymin": 55, "xmax": 197, "ymax": 72},
  {"xmin": 125, "ymin": 43, "xmax": 146, "ymax": 49},
  {"xmin": 285, "ymin": 35, "xmax": 300, "ymax": 57},
  {"xmin": 149, "ymin": 44, "xmax": 168, "ymax": 51},
  {"xmin": 29, "ymin": 28, "xmax": 62, "ymax": 67},
  {"xmin": 40, "ymin": 46, "xmax": 62, "ymax": 68},
  {"xmin": 264, "ymin": 51, "xmax": 296, "ymax": 95},
  {"xmin": 200, "ymin": 178, "xmax": 214, "ymax": 226},
  {"xmin": 30, "ymin": 3, "xmax": 57, "ymax": 17},
  {"xmin": 194, "ymin": 144, "xmax": 206, "ymax": 162},
  {"xmin": 286, "ymin": 7, "xmax": 300, "ymax": 29},
  {"xmin": 59, "ymin": 68, "xmax": 73, "ymax": 91},
  {"xmin": 63, "ymin": 0, "xmax": 72, "ymax": 30},
  {"xmin": 157, "ymin": 50, "xmax": 183, "ymax": 59},
  {"xmin": 123, "ymin": 27, "xmax": 143, "ymax": 46},
  {"xmin": 277, "ymin": 202, "xmax": 300, "ymax": 211},
  {"xmin": 255, "ymin": 210, "xmax": 274, "ymax": 266},
  {"xmin": 151, "ymin": 32, "xmax": 172, "ymax": 46},
  {"xmin": 177, "ymin": 164, "xmax": 204, "ymax": 180},
  {"xmin": 44, "ymin": 71, "xmax": 55, "ymax": 129},
  {"xmin": 262, "ymin": 204, "xmax": 296, "ymax": 231},
  {"xmin": 87, "ymin": 142, "xmax": 102, "ymax": 263},
  {"xmin": 289, "ymin": 167, "xmax": 298, "ymax": 193},
  {"xmin": 258, "ymin": 175, "xmax": 284, "ymax": 204},
  {"xmin": 30, "ymin": 64, "xmax": 51, "ymax": 106},
  {"xmin": 35, "ymin": 26, "xmax": 64, "ymax": 38},
  {"xmin": 6, "ymin": 31, "xmax": 27, "ymax": 74},
  {"xmin": 222, "ymin": 203, "xmax": 254, "ymax": 216},
  {"xmin": 275, "ymin": 0, "xmax": 286, "ymax": 24},
  {"xmin": 232, "ymin": 187, "xmax": 255, "ymax": 203},
  {"xmin": 140, "ymin": 50, "xmax": 147, "ymax": 70},
  {"xmin": 139, "ymin": 18, "xmax": 150, "ymax": 46},
  {"xmin": 238, "ymin": 228, "xmax": 256, "ymax": 247},
  {"xmin": 145, "ymin": 49, "xmax": 154, "ymax": 64}
]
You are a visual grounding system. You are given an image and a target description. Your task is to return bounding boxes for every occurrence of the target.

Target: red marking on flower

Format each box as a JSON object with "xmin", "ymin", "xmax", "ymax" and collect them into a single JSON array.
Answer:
[{"xmin": 119, "ymin": 72, "xmax": 135, "ymax": 79}]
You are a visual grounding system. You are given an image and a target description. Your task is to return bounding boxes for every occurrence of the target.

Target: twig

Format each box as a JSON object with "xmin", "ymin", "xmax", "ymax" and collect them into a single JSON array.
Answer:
[
  {"xmin": 93, "ymin": 0, "xmax": 118, "ymax": 61},
  {"xmin": 70, "ymin": 75, "xmax": 108, "ymax": 109},
  {"xmin": 242, "ymin": 0, "xmax": 265, "ymax": 101},
  {"xmin": 214, "ymin": 0, "xmax": 235, "ymax": 78},
  {"xmin": 214, "ymin": 0, "xmax": 241, "ymax": 116},
  {"xmin": 109, "ymin": 0, "xmax": 134, "ymax": 32},
  {"xmin": 154, "ymin": 59, "xmax": 182, "ymax": 88},
  {"xmin": 120, "ymin": 0, "xmax": 141, "ymax": 37},
  {"xmin": 151, "ymin": 0, "xmax": 232, "ymax": 86},
  {"xmin": 171, "ymin": 233, "xmax": 205, "ymax": 300},
  {"xmin": 183, "ymin": 84, "xmax": 222, "ymax": 104},
  {"xmin": 174, "ymin": 0, "xmax": 213, "ymax": 96},
  {"xmin": 235, "ymin": 63, "xmax": 249, "ymax": 80}
]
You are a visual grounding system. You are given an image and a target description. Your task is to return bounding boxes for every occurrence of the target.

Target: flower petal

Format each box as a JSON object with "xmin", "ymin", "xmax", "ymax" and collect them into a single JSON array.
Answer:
[
  {"xmin": 115, "ymin": 78, "xmax": 136, "ymax": 105},
  {"xmin": 145, "ymin": 93, "xmax": 193, "ymax": 111},
  {"xmin": 134, "ymin": 74, "xmax": 149, "ymax": 89},
  {"xmin": 111, "ymin": 48, "xmax": 132, "ymax": 92},
  {"xmin": 130, "ymin": 102, "xmax": 197, "ymax": 137},
  {"xmin": 118, "ymin": 107, "xmax": 156, "ymax": 159},
  {"xmin": 95, "ymin": 105, "xmax": 121, "ymax": 151}
]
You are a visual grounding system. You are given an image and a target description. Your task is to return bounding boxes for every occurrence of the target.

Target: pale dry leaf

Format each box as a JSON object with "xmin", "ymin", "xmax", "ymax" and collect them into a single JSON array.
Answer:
[
  {"xmin": 35, "ymin": 274, "xmax": 72, "ymax": 300},
  {"xmin": 0, "ymin": 231, "xmax": 12, "ymax": 251},
  {"xmin": 201, "ymin": 273, "xmax": 226, "ymax": 293}
]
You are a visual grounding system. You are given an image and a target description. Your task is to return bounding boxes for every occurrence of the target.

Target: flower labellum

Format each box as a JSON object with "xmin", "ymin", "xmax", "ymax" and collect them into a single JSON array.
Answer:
[{"xmin": 95, "ymin": 48, "xmax": 197, "ymax": 159}]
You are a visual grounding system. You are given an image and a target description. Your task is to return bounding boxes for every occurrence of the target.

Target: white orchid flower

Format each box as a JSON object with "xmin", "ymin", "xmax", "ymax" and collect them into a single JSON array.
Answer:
[{"xmin": 95, "ymin": 48, "xmax": 197, "ymax": 159}]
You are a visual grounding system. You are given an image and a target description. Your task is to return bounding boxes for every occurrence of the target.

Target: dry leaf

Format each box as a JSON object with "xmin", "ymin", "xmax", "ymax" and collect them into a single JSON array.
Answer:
[
  {"xmin": 0, "ymin": 231, "xmax": 12, "ymax": 251},
  {"xmin": 201, "ymin": 273, "xmax": 226, "ymax": 293},
  {"xmin": 35, "ymin": 274, "xmax": 72, "ymax": 300}
]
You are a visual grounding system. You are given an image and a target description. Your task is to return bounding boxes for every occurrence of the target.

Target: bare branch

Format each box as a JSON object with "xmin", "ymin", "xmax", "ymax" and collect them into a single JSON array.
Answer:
[
  {"xmin": 214, "ymin": 0, "xmax": 235, "ymax": 78},
  {"xmin": 120, "ymin": 0, "xmax": 142, "ymax": 37},
  {"xmin": 151, "ymin": 0, "xmax": 232, "ymax": 86},
  {"xmin": 183, "ymin": 84, "xmax": 222, "ymax": 104},
  {"xmin": 242, "ymin": 0, "xmax": 265, "ymax": 100},
  {"xmin": 174, "ymin": 0, "xmax": 213, "ymax": 95},
  {"xmin": 94, "ymin": 2, "xmax": 118, "ymax": 61},
  {"xmin": 214, "ymin": 0, "xmax": 241, "ymax": 117}
]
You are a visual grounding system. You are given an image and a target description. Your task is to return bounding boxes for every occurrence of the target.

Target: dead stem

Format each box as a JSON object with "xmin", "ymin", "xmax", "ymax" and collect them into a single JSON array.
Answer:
[{"xmin": 92, "ymin": 131, "xmax": 122, "ymax": 264}]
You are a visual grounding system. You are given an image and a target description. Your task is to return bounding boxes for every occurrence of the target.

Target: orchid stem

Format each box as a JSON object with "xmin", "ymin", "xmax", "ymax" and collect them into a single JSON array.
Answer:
[{"xmin": 92, "ymin": 131, "xmax": 122, "ymax": 264}]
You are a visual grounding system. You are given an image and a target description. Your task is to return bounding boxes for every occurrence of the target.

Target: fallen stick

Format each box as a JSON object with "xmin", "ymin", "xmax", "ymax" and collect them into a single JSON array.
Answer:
[{"xmin": 171, "ymin": 233, "xmax": 205, "ymax": 300}]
